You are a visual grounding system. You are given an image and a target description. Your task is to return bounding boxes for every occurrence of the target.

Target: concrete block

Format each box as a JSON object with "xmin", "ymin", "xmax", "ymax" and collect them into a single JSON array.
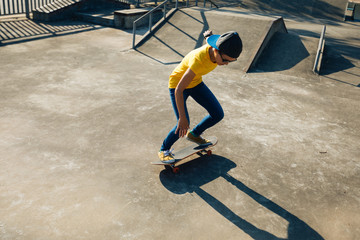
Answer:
[
  {"xmin": 354, "ymin": 4, "xmax": 360, "ymax": 20},
  {"xmin": 114, "ymin": 8, "xmax": 162, "ymax": 29}
]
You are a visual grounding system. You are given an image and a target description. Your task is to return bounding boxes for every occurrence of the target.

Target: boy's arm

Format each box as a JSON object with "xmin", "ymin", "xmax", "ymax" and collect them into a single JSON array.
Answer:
[{"xmin": 175, "ymin": 68, "xmax": 196, "ymax": 138}]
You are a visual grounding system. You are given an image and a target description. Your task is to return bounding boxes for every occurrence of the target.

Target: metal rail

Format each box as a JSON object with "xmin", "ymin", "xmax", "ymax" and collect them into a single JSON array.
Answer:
[
  {"xmin": 132, "ymin": 0, "xmax": 174, "ymax": 48},
  {"xmin": 313, "ymin": 25, "xmax": 326, "ymax": 74},
  {"xmin": 132, "ymin": 0, "xmax": 218, "ymax": 49}
]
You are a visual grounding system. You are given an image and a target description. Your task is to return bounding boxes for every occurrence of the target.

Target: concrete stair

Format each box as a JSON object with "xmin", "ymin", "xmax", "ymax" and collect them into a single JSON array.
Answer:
[
  {"xmin": 33, "ymin": 0, "xmax": 82, "ymax": 21},
  {"xmin": 32, "ymin": 0, "xmax": 130, "ymax": 23}
]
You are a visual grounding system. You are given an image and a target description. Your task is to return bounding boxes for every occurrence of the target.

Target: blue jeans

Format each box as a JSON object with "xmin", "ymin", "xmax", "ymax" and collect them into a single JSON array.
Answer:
[{"xmin": 160, "ymin": 82, "xmax": 224, "ymax": 151}]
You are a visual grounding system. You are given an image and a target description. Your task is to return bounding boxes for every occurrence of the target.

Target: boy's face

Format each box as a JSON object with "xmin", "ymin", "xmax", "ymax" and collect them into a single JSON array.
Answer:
[{"xmin": 214, "ymin": 50, "xmax": 237, "ymax": 66}]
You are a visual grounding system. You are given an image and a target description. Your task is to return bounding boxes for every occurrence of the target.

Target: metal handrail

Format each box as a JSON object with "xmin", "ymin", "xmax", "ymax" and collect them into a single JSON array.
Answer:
[
  {"xmin": 132, "ymin": 0, "xmax": 218, "ymax": 49},
  {"xmin": 132, "ymin": 0, "xmax": 174, "ymax": 48},
  {"xmin": 313, "ymin": 25, "xmax": 326, "ymax": 74},
  {"xmin": 196, "ymin": 0, "xmax": 218, "ymax": 8}
]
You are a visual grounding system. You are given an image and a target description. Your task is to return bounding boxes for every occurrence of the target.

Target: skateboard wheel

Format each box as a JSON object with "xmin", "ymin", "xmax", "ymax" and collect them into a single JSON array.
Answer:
[
  {"xmin": 172, "ymin": 167, "xmax": 180, "ymax": 174},
  {"xmin": 207, "ymin": 150, "xmax": 212, "ymax": 156}
]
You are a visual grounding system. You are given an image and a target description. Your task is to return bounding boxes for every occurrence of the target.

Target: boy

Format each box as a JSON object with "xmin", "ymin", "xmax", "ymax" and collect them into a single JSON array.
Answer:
[{"xmin": 159, "ymin": 30, "xmax": 242, "ymax": 161}]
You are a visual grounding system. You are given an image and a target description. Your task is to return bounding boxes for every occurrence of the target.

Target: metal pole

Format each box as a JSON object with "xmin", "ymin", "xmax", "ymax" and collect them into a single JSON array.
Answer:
[
  {"xmin": 149, "ymin": 13, "xmax": 152, "ymax": 32},
  {"xmin": 163, "ymin": 2, "xmax": 166, "ymax": 19},
  {"xmin": 313, "ymin": 25, "xmax": 326, "ymax": 74},
  {"xmin": 132, "ymin": 22, "xmax": 136, "ymax": 48},
  {"xmin": 25, "ymin": 0, "xmax": 30, "ymax": 18}
]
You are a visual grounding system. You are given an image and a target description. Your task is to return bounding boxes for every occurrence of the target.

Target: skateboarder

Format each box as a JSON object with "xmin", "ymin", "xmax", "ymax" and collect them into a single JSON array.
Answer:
[{"xmin": 158, "ymin": 30, "xmax": 243, "ymax": 161}]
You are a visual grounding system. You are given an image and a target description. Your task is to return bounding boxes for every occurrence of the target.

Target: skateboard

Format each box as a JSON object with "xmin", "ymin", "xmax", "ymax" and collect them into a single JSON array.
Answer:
[{"xmin": 151, "ymin": 136, "xmax": 217, "ymax": 173}]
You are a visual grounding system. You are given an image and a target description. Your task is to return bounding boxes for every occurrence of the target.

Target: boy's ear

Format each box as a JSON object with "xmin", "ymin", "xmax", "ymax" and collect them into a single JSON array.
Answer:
[{"xmin": 214, "ymin": 48, "xmax": 221, "ymax": 55}]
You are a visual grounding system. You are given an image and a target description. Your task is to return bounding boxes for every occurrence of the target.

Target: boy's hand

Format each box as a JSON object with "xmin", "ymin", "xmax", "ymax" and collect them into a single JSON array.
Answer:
[
  {"xmin": 175, "ymin": 117, "xmax": 189, "ymax": 138},
  {"xmin": 203, "ymin": 30, "xmax": 213, "ymax": 39}
]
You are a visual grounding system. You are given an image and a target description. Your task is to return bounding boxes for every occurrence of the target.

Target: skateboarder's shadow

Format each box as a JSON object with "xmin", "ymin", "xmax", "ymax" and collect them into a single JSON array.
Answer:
[{"xmin": 159, "ymin": 155, "xmax": 323, "ymax": 240}]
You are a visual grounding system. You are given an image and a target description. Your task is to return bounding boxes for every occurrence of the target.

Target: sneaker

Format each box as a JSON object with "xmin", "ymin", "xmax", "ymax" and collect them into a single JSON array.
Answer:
[
  {"xmin": 158, "ymin": 150, "xmax": 174, "ymax": 161},
  {"xmin": 186, "ymin": 131, "xmax": 211, "ymax": 145}
]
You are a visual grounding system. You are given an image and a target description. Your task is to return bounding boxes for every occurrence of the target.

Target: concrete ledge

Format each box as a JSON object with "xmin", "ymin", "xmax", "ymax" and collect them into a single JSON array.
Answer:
[
  {"xmin": 75, "ymin": 12, "xmax": 115, "ymax": 27},
  {"xmin": 354, "ymin": 2, "xmax": 360, "ymax": 20},
  {"xmin": 345, "ymin": 0, "xmax": 360, "ymax": 20},
  {"xmin": 114, "ymin": 8, "xmax": 162, "ymax": 29}
]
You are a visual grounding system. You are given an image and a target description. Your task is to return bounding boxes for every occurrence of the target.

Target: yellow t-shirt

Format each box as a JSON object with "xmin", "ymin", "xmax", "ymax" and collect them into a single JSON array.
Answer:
[{"xmin": 169, "ymin": 44, "xmax": 217, "ymax": 89}]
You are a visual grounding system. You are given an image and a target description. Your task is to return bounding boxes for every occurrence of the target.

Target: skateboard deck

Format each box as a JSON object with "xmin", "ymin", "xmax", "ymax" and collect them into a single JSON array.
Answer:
[{"xmin": 151, "ymin": 136, "xmax": 217, "ymax": 173}]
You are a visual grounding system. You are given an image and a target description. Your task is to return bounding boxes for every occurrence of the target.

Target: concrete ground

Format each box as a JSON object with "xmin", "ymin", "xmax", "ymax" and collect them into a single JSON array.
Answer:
[{"xmin": 0, "ymin": 6, "xmax": 360, "ymax": 240}]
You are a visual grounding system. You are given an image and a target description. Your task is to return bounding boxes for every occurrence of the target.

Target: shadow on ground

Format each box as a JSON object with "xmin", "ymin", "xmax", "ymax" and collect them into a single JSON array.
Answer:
[
  {"xmin": 213, "ymin": 0, "xmax": 347, "ymax": 21},
  {"xmin": 322, "ymin": 43, "xmax": 358, "ymax": 75},
  {"xmin": 135, "ymin": 9, "xmax": 211, "ymax": 65},
  {"xmin": 160, "ymin": 155, "xmax": 324, "ymax": 240},
  {"xmin": 252, "ymin": 32, "xmax": 310, "ymax": 73},
  {"xmin": 320, "ymin": 38, "xmax": 360, "ymax": 87},
  {"xmin": 0, "ymin": 19, "xmax": 102, "ymax": 46}
]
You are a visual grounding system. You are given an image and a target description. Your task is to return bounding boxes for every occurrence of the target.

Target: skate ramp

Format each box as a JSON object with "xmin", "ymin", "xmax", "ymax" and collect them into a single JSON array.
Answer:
[
  {"xmin": 253, "ymin": 32, "xmax": 319, "ymax": 77},
  {"xmin": 136, "ymin": 7, "xmax": 319, "ymax": 76},
  {"xmin": 136, "ymin": 7, "xmax": 288, "ymax": 72}
]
